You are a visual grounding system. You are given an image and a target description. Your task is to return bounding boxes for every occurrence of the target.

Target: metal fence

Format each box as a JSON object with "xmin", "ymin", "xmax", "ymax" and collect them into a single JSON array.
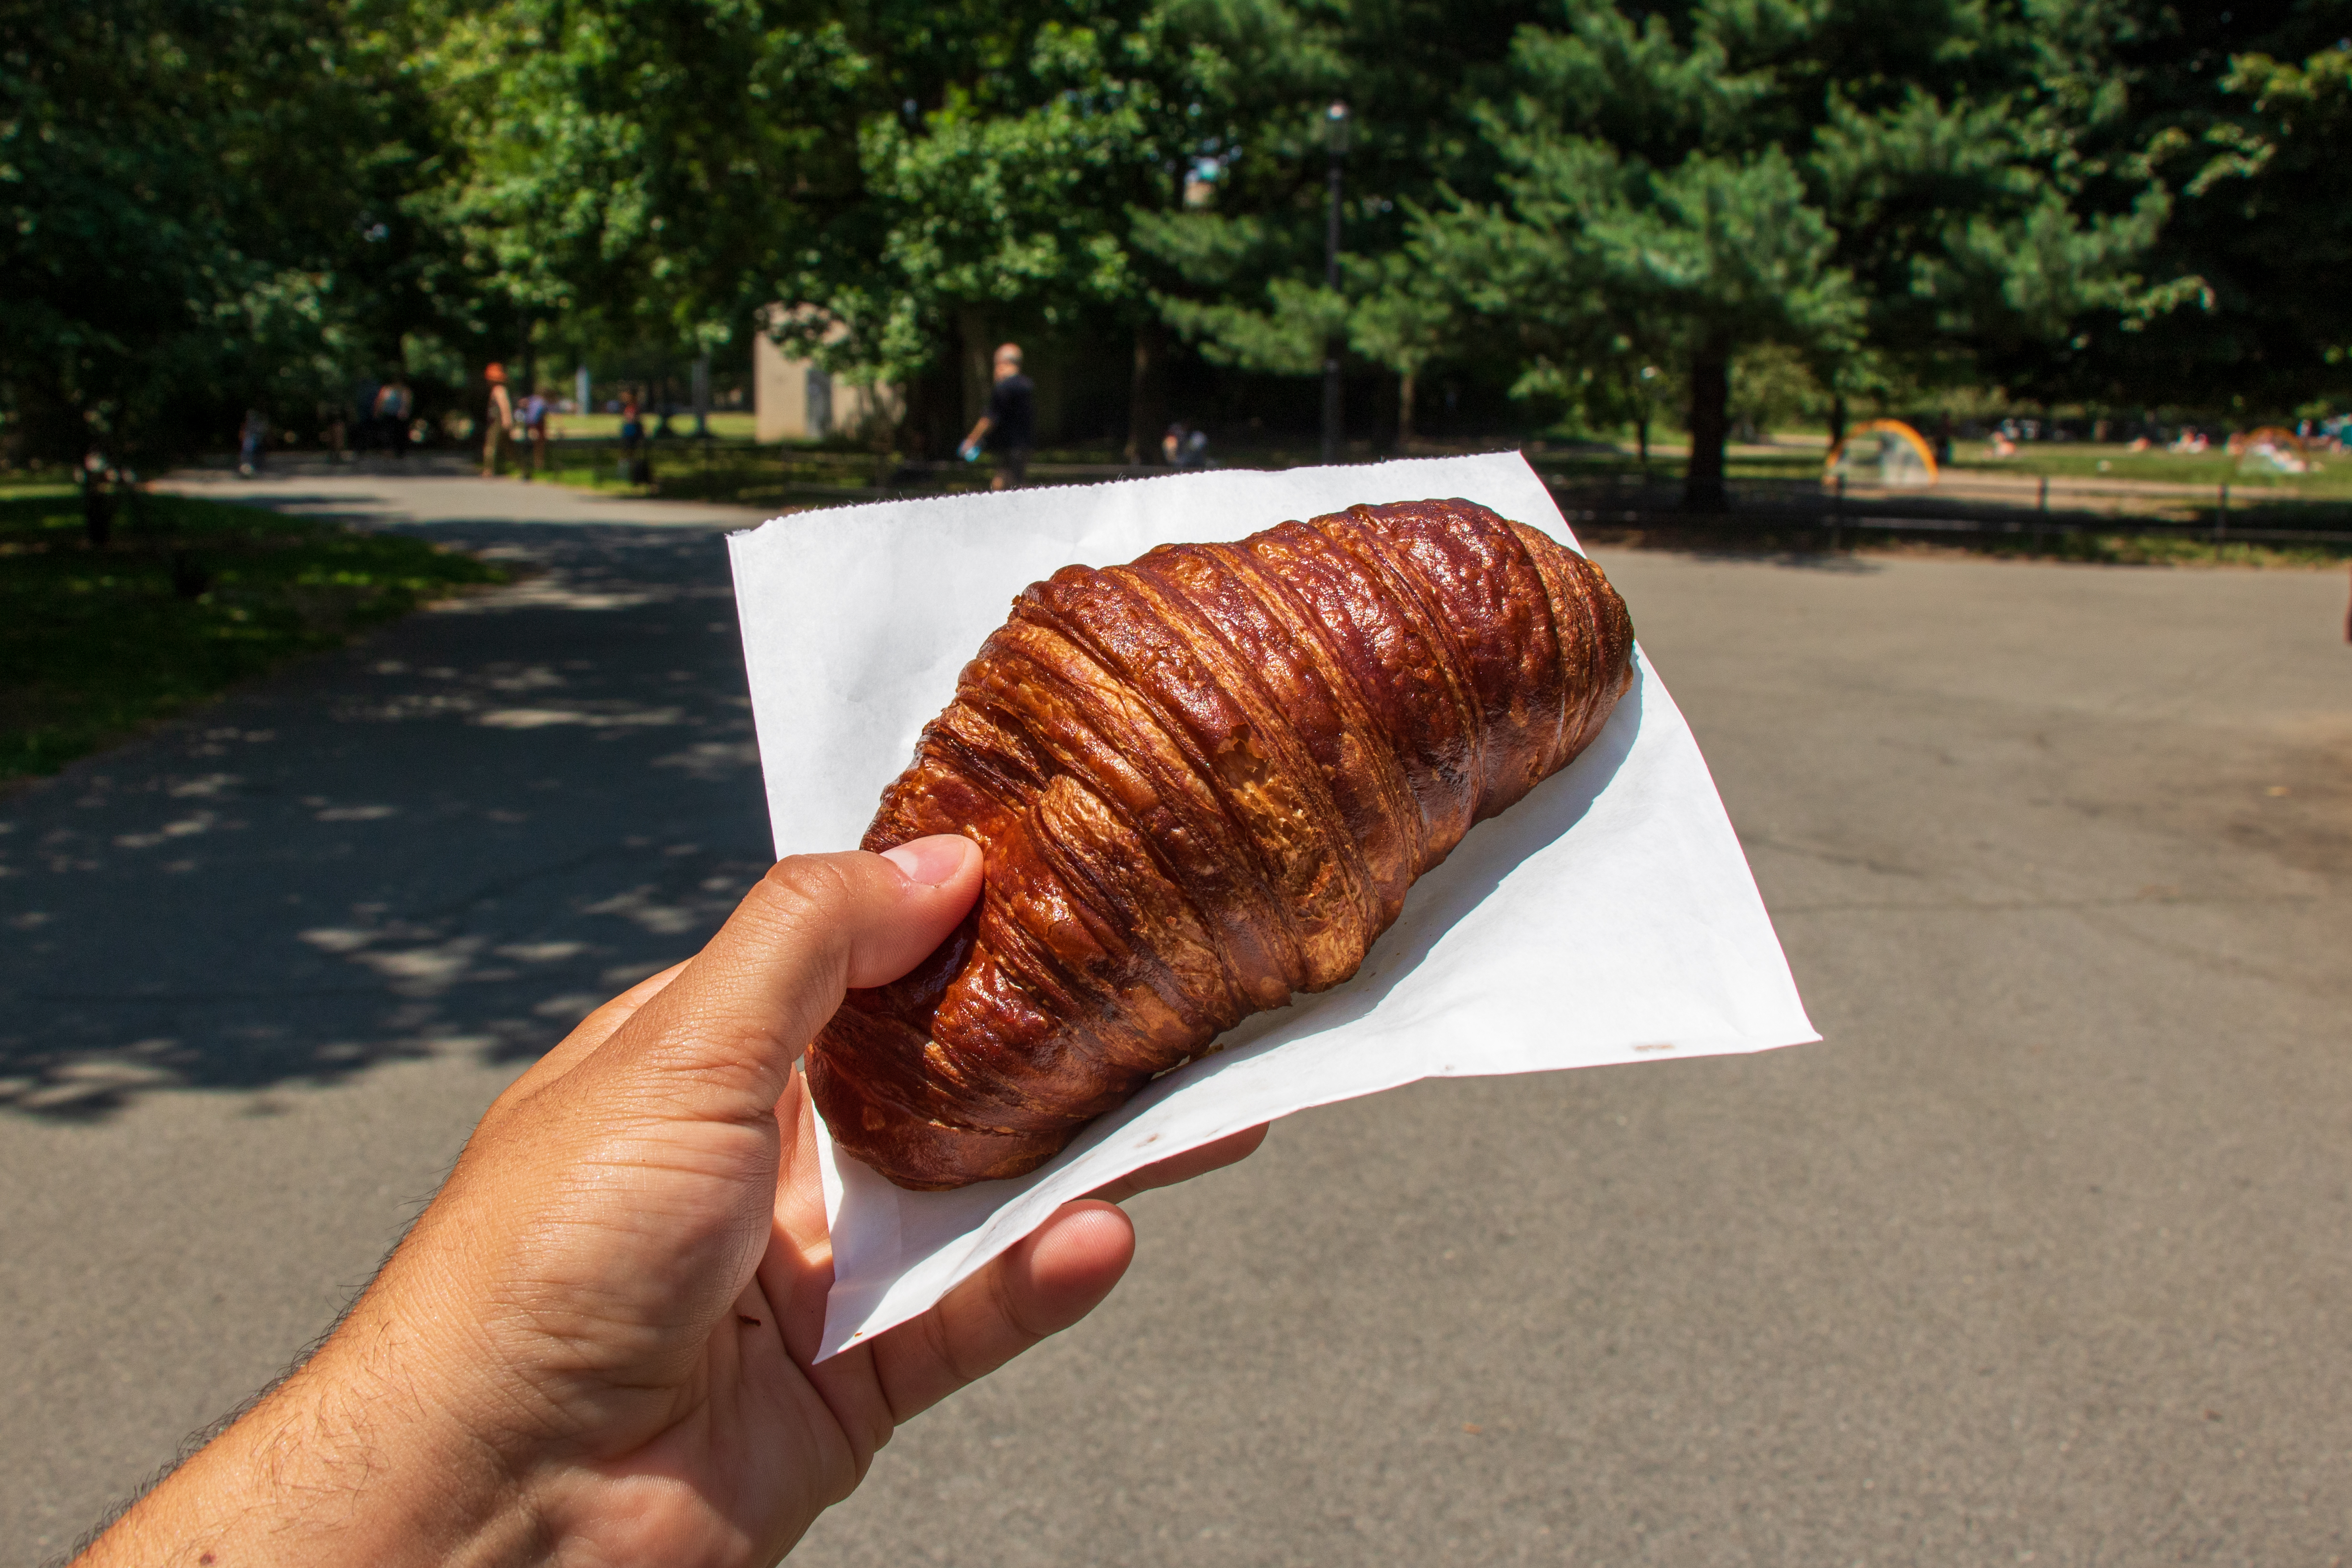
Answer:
[{"xmin": 1544, "ymin": 470, "xmax": 2352, "ymax": 547}]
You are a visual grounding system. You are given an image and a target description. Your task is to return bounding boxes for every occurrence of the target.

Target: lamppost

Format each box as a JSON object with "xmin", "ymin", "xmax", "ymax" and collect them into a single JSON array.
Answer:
[{"xmin": 1322, "ymin": 100, "xmax": 1350, "ymax": 463}]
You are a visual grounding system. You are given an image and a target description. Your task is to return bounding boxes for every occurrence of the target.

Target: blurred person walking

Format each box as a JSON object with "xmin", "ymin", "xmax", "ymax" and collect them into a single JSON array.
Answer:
[
  {"xmin": 958, "ymin": 343, "xmax": 1034, "ymax": 490},
  {"xmin": 620, "ymin": 394, "xmax": 649, "ymax": 485},
  {"xmin": 237, "ymin": 408, "xmax": 268, "ymax": 477},
  {"xmin": 521, "ymin": 385, "xmax": 551, "ymax": 480},
  {"xmin": 1161, "ymin": 422, "xmax": 1209, "ymax": 469},
  {"xmin": 482, "ymin": 363, "xmax": 515, "ymax": 477},
  {"xmin": 373, "ymin": 374, "xmax": 413, "ymax": 460}
]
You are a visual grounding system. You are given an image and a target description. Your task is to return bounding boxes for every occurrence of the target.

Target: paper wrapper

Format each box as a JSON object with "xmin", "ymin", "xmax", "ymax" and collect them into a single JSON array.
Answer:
[{"xmin": 727, "ymin": 452, "xmax": 1817, "ymax": 1360}]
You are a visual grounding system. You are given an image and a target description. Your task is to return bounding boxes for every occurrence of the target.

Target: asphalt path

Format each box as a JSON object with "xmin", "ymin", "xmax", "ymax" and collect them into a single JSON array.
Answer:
[{"xmin": 5, "ymin": 464, "xmax": 2348, "ymax": 1566}]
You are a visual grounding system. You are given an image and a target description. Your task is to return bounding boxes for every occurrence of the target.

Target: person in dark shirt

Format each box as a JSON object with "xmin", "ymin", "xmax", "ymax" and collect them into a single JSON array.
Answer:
[{"xmin": 959, "ymin": 342, "xmax": 1035, "ymax": 489}]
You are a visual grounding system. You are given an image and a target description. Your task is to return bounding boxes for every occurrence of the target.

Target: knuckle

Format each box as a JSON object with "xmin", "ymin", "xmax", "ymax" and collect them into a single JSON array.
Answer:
[{"xmin": 749, "ymin": 855, "xmax": 862, "ymax": 946}]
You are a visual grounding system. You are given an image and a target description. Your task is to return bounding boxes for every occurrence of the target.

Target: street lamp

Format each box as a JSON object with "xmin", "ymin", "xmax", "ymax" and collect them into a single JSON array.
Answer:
[{"xmin": 1322, "ymin": 100, "xmax": 1350, "ymax": 463}]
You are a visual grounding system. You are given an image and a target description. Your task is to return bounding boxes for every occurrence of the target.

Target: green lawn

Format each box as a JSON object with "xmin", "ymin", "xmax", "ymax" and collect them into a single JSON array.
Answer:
[
  {"xmin": 1523, "ymin": 435, "xmax": 2349, "ymax": 494},
  {"xmin": 1941, "ymin": 440, "xmax": 2350, "ymax": 496},
  {"xmin": 1, "ymin": 483, "xmax": 506, "ymax": 784},
  {"xmin": 516, "ymin": 427, "xmax": 2352, "ymax": 545},
  {"xmin": 547, "ymin": 411, "xmax": 758, "ymax": 440},
  {"xmin": 1976, "ymin": 531, "xmax": 2350, "ymax": 568}
]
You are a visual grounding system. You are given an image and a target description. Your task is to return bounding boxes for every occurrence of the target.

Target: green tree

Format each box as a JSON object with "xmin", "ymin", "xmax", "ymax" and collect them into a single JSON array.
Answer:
[
  {"xmin": 1132, "ymin": 0, "xmax": 1529, "ymax": 444},
  {"xmin": 0, "ymin": 0, "xmax": 442, "ymax": 466},
  {"xmin": 1418, "ymin": 8, "xmax": 1862, "ymax": 507},
  {"xmin": 405, "ymin": 0, "xmax": 874, "ymax": 395},
  {"xmin": 2194, "ymin": 42, "xmax": 2352, "ymax": 406},
  {"xmin": 2093, "ymin": 9, "xmax": 2352, "ymax": 415},
  {"xmin": 772, "ymin": 10, "xmax": 1195, "ymax": 458},
  {"xmin": 1417, "ymin": 2, "xmax": 2190, "ymax": 508}
]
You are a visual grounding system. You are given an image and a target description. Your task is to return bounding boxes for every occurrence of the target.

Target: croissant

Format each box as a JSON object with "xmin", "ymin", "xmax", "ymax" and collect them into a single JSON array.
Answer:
[{"xmin": 808, "ymin": 497, "xmax": 1636, "ymax": 1189}]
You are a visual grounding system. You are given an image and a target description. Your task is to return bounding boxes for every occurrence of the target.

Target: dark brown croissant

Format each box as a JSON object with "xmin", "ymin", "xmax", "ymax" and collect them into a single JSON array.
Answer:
[{"xmin": 808, "ymin": 498, "xmax": 1635, "ymax": 1189}]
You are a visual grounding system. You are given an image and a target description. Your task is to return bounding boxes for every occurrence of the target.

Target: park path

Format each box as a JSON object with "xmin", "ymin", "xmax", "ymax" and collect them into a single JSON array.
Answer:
[
  {"xmin": 3, "ymin": 462, "xmax": 788, "ymax": 1559},
  {"xmin": 9, "ymin": 458, "xmax": 782, "ymax": 1109},
  {"xmin": 7, "ymin": 470, "xmax": 2352, "ymax": 1565},
  {"xmin": 150, "ymin": 448, "xmax": 779, "ymax": 529}
]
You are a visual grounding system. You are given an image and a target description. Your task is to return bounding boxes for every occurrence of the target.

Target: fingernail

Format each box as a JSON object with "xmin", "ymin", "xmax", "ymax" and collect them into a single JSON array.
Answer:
[{"xmin": 881, "ymin": 834, "xmax": 970, "ymax": 887}]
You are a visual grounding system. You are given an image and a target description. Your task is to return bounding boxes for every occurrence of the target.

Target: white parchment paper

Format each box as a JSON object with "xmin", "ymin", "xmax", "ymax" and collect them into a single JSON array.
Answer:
[{"xmin": 727, "ymin": 452, "xmax": 1817, "ymax": 1360}]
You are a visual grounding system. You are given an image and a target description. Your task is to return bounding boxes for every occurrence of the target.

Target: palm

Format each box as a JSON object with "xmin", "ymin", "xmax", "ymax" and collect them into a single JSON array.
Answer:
[
  {"xmin": 455, "ymin": 1038, "xmax": 1256, "ymax": 1568},
  {"xmin": 462, "ymin": 1071, "xmax": 875, "ymax": 1566}
]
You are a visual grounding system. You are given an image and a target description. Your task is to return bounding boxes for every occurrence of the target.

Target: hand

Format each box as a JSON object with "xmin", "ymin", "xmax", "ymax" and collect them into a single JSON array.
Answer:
[{"xmin": 80, "ymin": 837, "xmax": 1266, "ymax": 1568}]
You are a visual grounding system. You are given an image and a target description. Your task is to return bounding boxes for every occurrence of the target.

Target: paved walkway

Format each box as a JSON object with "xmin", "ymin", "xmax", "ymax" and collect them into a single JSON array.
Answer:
[
  {"xmin": 153, "ymin": 449, "xmax": 780, "ymax": 529},
  {"xmin": 5, "ymin": 473, "xmax": 2349, "ymax": 1564}
]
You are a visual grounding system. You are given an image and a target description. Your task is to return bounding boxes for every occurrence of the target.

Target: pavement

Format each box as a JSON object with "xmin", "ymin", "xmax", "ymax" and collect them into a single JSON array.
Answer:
[{"xmin": 5, "ymin": 464, "xmax": 2350, "ymax": 1566}]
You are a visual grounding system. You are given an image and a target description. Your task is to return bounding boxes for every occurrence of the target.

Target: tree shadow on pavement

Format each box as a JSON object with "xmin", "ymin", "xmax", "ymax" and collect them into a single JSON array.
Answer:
[
  {"xmin": 1580, "ymin": 523, "xmax": 1886, "ymax": 572},
  {"xmin": 0, "ymin": 523, "xmax": 784, "ymax": 1117}
]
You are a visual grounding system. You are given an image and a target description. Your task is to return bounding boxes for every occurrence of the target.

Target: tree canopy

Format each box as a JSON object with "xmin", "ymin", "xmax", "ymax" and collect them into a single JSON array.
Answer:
[{"xmin": 3, "ymin": 0, "xmax": 2345, "ymax": 475}]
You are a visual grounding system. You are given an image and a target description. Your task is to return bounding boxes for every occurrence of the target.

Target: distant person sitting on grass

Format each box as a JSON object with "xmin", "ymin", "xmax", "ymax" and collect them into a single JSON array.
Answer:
[
  {"xmin": 69, "ymin": 837, "xmax": 1265, "ymax": 1568},
  {"xmin": 482, "ymin": 362, "xmax": 516, "ymax": 477},
  {"xmin": 958, "ymin": 342, "xmax": 1035, "ymax": 490}
]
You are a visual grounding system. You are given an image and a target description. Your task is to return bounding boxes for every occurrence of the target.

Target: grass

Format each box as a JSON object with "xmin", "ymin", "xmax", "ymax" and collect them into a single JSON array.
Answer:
[
  {"xmin": 0, "ymin": 481, "xmax": 507, "ymax": 784},
  {"xmin": 529, "ymin": 437, "xmax": 958, "ymax": 507},
  {"xmin": 515, "ymin": 426, "xmax": 2352, "ymax": 543},
  {"xmin": 1970, "ymin": 531, "xmax": 2352, "ymax": 568},
  {"xmin": 1941, "ymin": 440, "xmax": 2351, "ymax": 496},
  {"xmin": 544, "ymin": 411, "xmax": 758, "ymax": 441},
  {"xmin": 1582, "ymin": 516, "xmax": 2351, "ymax": 569}
]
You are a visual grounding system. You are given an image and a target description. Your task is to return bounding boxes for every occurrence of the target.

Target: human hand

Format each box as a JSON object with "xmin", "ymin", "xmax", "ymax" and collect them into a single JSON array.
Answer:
[{"xmin": 80, "ymin": 837, "xmax": 1266, "ymax": 1568}]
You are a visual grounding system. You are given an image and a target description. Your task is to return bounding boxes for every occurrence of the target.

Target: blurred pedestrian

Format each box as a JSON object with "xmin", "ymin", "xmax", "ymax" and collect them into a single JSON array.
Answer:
[
  {"xmin": 374, "ymin": 373, "xmax": 413, "ymax": 460},
  {"xmin": 238, "ymin": 408, "xmax": 268, "ymax": 477},
  {"xmin": 620, "ymin": 395, "xmax": 649, "ymax": 485},
  {"xmin": 482, "ymin": 363, "xmax": 515, "ymax": 477},
  {"xmin": 521, "ymin": 385, "xmax": 551, "ymax": 480},
  {"xmin": 958, "ymin": 343, "xmax": 1034, "ymax": 490},
  {"xmin": 1161, "ymin": 422, "xmax": 1209, "ymax": 470}
]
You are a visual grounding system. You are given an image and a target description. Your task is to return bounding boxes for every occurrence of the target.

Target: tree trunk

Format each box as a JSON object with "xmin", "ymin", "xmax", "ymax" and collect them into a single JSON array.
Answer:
[
  {"xmin": 1398, "ymin": 367, "xmax": 1417, "ymax": 449},
  {"xmin": 958, "ymin": 307, "xmax": 993, "ymax": 431},
  {"xmin": 1827, "ymin": 391, "xmax": 1848, "ymax": 451},
  {"xmin": 1123, "ymin": 319, "xmax": 1168, "ymax": 464},
  {"xmin": 1682, "ymin": 336, "xmax": 1730, "ymax": 513},
  {"xmin": 82, "ymin": 473, "xmax": 112, "ymax": 548},
  {"xmin": 1368, "ymin": 369, "xmax": 1399, "ymax": 454},
  {"xmin": 898, "ymin": 356, "xmax": 964, "ymax": 460}
]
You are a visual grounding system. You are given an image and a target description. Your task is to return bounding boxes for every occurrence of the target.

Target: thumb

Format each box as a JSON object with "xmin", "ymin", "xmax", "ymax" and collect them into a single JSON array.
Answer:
[{"xmin": 582, "ymin": 834, "xmax": 982, "ymax": 1126}]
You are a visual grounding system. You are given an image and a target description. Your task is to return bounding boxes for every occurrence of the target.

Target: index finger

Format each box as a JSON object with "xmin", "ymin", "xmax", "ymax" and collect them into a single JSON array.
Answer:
[{"xmin": 1086, "ymin": 1123, "xmax": 1270, "ymax": 1205}]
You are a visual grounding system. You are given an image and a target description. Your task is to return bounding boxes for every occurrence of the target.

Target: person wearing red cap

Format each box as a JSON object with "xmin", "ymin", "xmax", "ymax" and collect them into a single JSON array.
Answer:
[{"xmin": 482, "ymin": 363, "xmax": 516, "ymax": 478}]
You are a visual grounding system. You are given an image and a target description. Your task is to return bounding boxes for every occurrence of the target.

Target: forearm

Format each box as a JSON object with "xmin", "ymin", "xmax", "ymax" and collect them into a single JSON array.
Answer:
[
  {"xmin": 962, "ymin": 417, "xmax": 990, "ymax": 447},
  {"xmin": 79, "ymin": 1314, "xmax": 541, "ymax": 1568}
]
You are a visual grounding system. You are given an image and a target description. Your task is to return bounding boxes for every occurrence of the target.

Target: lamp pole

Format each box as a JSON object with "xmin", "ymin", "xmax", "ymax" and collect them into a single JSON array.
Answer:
[{"xmin": 1322, "ymin": 100, "xmax": 1349, "ymax": 464}]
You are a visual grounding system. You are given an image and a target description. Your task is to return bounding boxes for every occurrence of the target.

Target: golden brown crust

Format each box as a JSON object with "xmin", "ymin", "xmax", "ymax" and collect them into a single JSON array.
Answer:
[{"xmin": 806, "ymin": 498, "xmax": 1636, "ymax": 1189}]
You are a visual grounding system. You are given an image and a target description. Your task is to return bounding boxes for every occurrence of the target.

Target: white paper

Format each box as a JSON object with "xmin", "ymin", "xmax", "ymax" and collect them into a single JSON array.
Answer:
[{"xmin": 728, "ymin": 453, "xmax": 1817, "ymax": 1360}]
